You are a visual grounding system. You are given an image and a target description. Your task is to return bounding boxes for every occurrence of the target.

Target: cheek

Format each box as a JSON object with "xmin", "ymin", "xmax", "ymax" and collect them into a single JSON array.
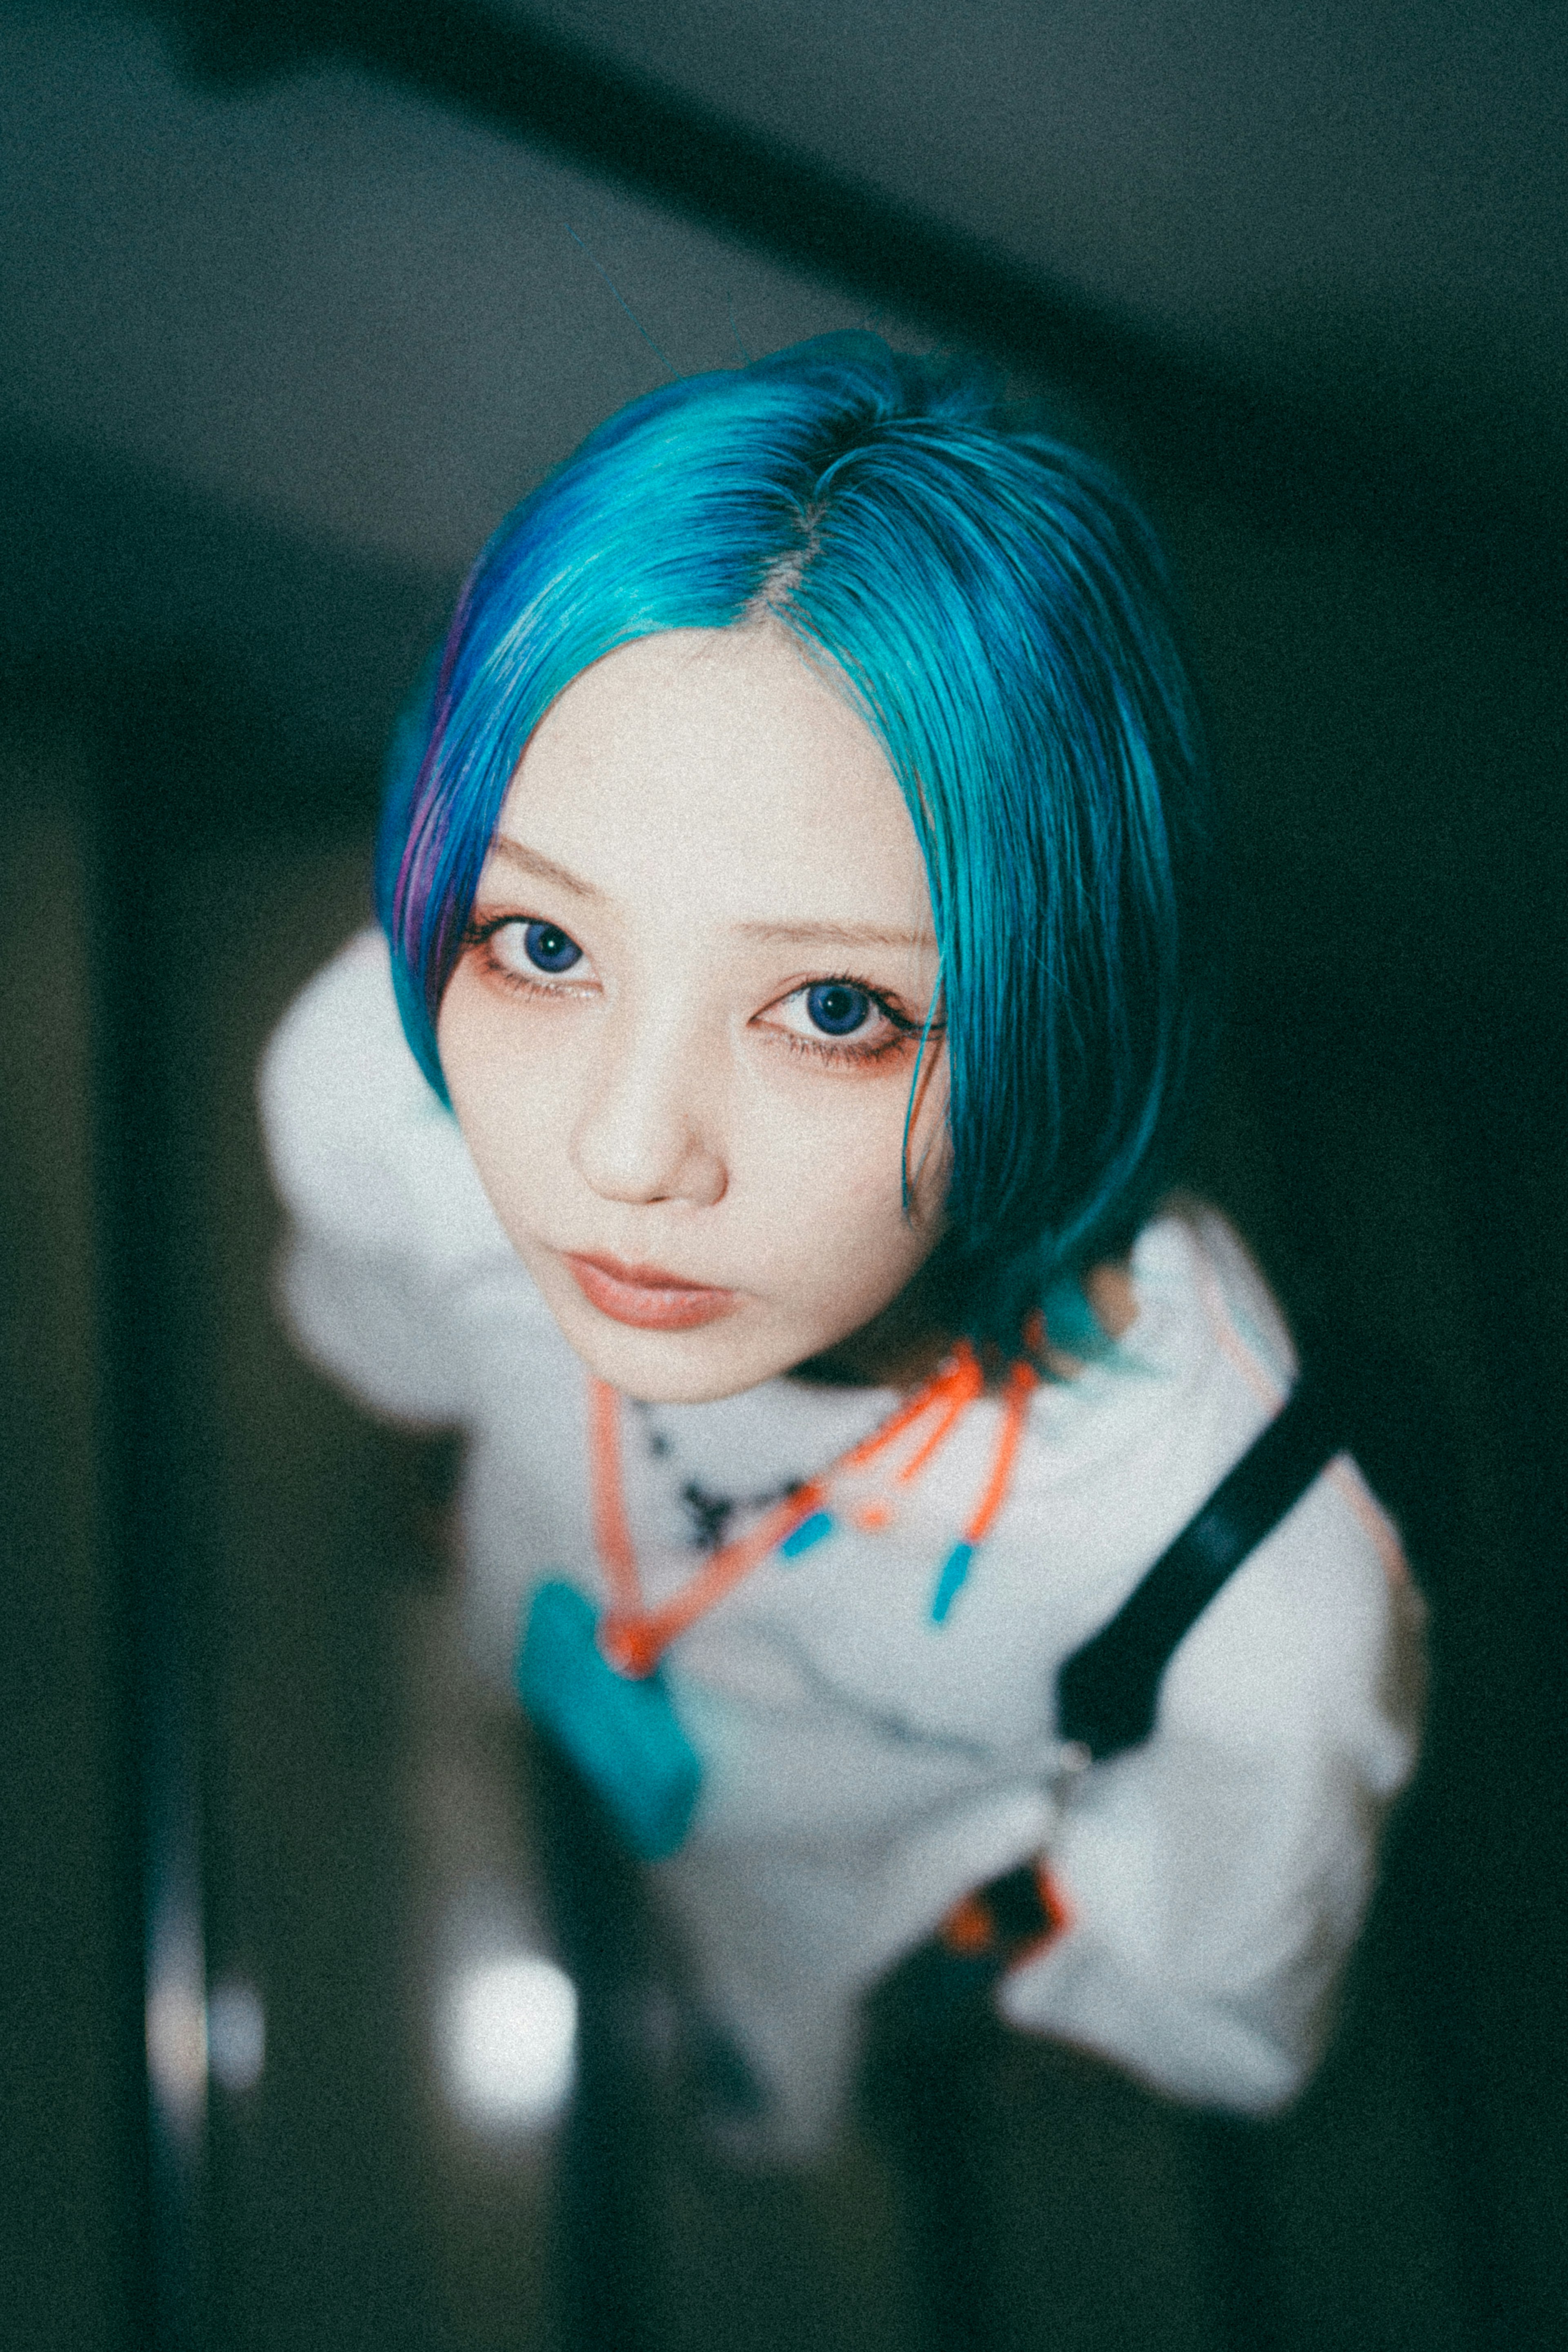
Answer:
[
  {"xmin": 437, "ymin": 987, "xmax": 572, "ymax": 1210},
  {"xmin": 737, "ymin": 1074, "xmax": 942, "ymax": 1283}
]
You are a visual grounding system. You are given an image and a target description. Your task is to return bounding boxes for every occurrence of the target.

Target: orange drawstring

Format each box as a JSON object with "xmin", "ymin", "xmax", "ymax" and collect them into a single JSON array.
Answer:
[
  {"xmin": 588, "ymin": 1374, "xmax": 639, "ymax": 1614},
  {"xmin": 599, "ymin": 1479, "xmax": 827, "ymax": 1677},
  {"xmin": 895, "ymin": 1348, "xmax": 987, "ymax": 1486},
  {"xmin": 961, "ymin": 1359, "xmax": 1039, "ymax": 1547},
  {"xmin": 593, "ymin": 1337, "xmax": 1035, "ymax": 1676},
  {"xmin": 837, "ymin": 1342, "xmax": 979, "ymax": 1474}
]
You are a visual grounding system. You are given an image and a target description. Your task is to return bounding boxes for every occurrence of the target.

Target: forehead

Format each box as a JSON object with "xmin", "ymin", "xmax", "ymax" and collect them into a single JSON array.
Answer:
[{"xmin": 493, "ymin": 626, "xmax": 932, "ymax": 934}]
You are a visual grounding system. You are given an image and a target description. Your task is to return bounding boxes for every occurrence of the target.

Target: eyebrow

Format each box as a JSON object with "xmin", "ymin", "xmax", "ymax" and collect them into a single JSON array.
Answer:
[
  {"xmin": 481, "ymin": 835, "xmax": 935, "ymax": 951},
  {"xmin": 482, "ymin": 836, "xmax": 600, "ymax": 899},
  {"xmin": 733, "ymin": 919, "xmax": 937, "ymax": 952}
]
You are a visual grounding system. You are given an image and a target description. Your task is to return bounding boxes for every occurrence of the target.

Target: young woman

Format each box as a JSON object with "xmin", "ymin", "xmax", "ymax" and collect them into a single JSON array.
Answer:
[{"xmin": 261, "ymin": 337, "xmax": 1421, "ymax": 2217}]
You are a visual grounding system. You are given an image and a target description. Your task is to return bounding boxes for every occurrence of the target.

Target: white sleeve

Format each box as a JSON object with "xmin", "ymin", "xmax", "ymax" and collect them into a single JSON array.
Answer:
[
  {"xmin": 999, "ymin": 1472, "xmax": 1425, "ymax": 2114},
  {"xmin": 258, "ymin": 928, "xmax": 510, "ymax": 1428}
]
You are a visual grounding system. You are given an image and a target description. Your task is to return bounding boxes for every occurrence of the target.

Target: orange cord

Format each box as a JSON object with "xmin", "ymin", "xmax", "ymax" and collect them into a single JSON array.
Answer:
[
  {"xmin": 600, "ymin": 1479, "xmax": 828, "ymax": 1676},
  {"xmin": 960, "ymin": 1359, "xmax": 1039, "ymax": 1546},
  {"xmin": 838, "ymin": 1342, "xmax": 979, "ymax": 1474},
  {"xmin": 937, "ymin": 1857, "xmax": 1074, "ymax": 1965},
  {"xmin": 895, "ymin": 1350, "xmax": 986, "ymax": 1486},
  {"xmin": 594, "ymin": 1338, "xmax": 1034, "ymax": 1677},
  {"xmin": 588, "ymin": 1374, "xmax": 639, "ymax": 1613}
]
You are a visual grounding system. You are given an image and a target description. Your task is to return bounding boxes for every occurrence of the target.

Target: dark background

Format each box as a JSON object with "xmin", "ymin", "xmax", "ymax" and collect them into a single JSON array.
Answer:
[{"xmin": 4, "ymin": 4, "xmax": 1567, "ymax": 2346}]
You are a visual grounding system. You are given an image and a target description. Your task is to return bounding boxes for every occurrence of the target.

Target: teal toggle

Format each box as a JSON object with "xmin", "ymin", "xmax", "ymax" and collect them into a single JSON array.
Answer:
[
  {"xmin": 779, "ymin": 1509, "xmax": 836, "ymax": 1560},
  {"xmin": 930, "ymin": 1541, "xmax": 976, "ymax": 1623}
]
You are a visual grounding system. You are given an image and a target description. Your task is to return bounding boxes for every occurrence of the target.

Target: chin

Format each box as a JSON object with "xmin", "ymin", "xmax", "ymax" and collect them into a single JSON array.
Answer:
[
  {"xmin": 570, "ymin": 1320, "xmax": 792, "ymax": 1405},
  {"xmin": 522, "ymin": 1238, "xmax": 911, "ymax": 1402},
  {"xmin": 526, "ymin": 1272, "xmax": 781, "ymax": 1402}
]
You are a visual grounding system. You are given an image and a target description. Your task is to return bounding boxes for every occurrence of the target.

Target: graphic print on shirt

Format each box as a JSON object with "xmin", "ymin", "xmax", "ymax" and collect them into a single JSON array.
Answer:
[{"xmin": 635, "ymin": 1401, "xmax": 806, "ymax": 1555}]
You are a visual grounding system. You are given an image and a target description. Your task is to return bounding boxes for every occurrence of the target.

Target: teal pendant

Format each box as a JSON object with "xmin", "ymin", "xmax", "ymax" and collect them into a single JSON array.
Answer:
[{"xmin": 516, "ymin": 1580, "xmax": 702, "ymax": 1860}]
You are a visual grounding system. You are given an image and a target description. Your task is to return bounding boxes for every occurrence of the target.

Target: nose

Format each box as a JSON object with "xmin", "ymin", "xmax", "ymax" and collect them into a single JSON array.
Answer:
[{"xmin": 570, "ymin": 1003, "xmax": 727, "ymax": 1210}]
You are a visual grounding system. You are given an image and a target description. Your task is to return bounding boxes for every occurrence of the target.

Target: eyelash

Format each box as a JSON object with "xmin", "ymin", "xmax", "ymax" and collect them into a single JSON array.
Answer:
[
  {"xmin": 460, "ymin": 916, "xmax": 933, "ymax": 1069},
  {"xmin": 770, "ymin": 977, "xmax": 922, "ymax": 1069},
  {"xmin": 462, "ymin": 914, "xmax": 589, "ymax": 999}
]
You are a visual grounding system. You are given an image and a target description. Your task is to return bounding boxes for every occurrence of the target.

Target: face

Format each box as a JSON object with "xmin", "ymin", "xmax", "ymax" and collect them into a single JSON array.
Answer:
[{"xmin": 436, "ymin": 624, "xmax": 951, "ymax": 1404}]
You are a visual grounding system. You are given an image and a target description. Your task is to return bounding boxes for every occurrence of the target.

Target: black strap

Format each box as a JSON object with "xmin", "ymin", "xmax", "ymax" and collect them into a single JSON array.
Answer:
[{"xmin": 1055, "ymin": 1372, "xmax": 1345, "ymax": 1764}]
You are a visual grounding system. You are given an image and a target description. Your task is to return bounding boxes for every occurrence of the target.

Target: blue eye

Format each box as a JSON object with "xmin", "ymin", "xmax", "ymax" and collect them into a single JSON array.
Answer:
[
  {"xmin": 806, "ymin": 982, "xmax": 872, "ymax": 1036},
  {"xmin": 524, "ymin": 921, "xmax": 582, "ymax": 974}
]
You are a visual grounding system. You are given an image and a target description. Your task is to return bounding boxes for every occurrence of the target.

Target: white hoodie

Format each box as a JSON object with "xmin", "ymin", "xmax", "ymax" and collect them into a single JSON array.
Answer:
[{"xmin": 259, "ymin": 928, "xmax": 1425, "ymax": 2158}]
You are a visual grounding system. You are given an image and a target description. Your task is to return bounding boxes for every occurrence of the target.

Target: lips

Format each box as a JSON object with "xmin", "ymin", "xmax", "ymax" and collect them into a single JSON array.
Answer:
[{"xmin": 563, "ymin": 1253, "xmax": 743, "ymax": 1332}]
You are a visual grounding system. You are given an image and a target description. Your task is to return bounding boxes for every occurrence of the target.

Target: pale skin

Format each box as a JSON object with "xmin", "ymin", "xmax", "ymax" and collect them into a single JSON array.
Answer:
[{"xmin": 437, "ymin": 622, "xmax": 1133, "ymax": 1406}]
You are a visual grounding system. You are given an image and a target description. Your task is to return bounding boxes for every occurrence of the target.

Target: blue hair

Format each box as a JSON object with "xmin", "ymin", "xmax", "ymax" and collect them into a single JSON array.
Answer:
[{"xmin": 376, "ymin": 335, "xmax": 1220, "ymax": 1357}]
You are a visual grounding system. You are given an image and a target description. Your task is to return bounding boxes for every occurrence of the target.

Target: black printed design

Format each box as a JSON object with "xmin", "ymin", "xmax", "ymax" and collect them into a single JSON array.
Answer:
[
  {"xmin": 633, "ymin": 1403, "xmax": 805, "ymax": 1553},
  {"xmin": 677, "ymin": 1476, "xmax": 805, "ymax": 1553}
]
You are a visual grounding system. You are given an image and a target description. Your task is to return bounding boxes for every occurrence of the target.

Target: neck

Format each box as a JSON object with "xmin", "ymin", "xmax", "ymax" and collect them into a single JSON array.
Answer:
[
  {"xmin": 788, "ymin": 1248, "xmax": 966, "ymax": 1390},
  {"xmin": 787, "ymin": 1255, "xmax": 1138, "ymax": 1392}
]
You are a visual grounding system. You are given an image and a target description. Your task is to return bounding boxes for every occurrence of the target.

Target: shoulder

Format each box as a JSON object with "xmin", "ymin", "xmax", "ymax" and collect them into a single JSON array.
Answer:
[
  {"xmin": 1019, "ymin": 1202, "xmax": 1409, "ymax": 1617},
  {"xmin": 258, "ymin": 928, "xmax": 515, "ymax": 1283},
  {"xmin": 1015, "ymin": 1204, "xmax": 1296, "ymax": 1519},
  {"xmin": 260, "ymin": 927, "xmax": 421, "ymax": 1156},
  {"xmin": 1126, "ymin": 1205, "xmax": 1420, "ymax": 1749},
  {"xmin": 1126, "ymin": 1201, "xmax": 1296, "ymax": 1397},
  {"xmin": 1150, "ymin": 1201, "xmax": 1407, "ymax": 1574}
]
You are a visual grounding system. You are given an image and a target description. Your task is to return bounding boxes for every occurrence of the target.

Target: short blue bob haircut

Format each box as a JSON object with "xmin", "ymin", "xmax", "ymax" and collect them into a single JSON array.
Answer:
[{"xmin": 376, "ymin": 334, "xmax": 1221, "ymax": 1357}]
